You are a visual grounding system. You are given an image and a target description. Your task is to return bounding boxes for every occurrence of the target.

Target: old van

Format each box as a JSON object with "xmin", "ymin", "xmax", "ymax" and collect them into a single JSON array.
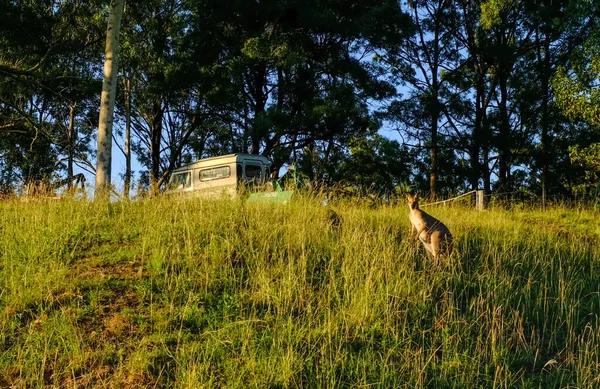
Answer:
[{"xmin": 165, "ymin": 153, "xmax": 271, "ymax": 198}]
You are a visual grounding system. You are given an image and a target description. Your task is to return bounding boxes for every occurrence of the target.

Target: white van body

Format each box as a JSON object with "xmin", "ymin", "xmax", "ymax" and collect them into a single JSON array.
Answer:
[{"xmin": 165, "ymin": 153, "xmax": 271, "ymax": 198}]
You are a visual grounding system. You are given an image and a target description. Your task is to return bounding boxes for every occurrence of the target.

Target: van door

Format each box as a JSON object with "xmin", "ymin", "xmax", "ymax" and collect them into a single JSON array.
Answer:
[{"xmin": 243, "ymin": 160, "xmax": 266, "ymax": 186}]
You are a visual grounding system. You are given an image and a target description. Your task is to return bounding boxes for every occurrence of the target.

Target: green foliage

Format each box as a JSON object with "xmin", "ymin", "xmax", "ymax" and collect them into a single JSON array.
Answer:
[
  {"xmin": 334, "ymin": 134, "xmax": 412, "ymax": 194},
  {"xmin": 570, "ymin": 143, "xmax": 600, "ymax": 170},
  {"xmin": 568, "ymin": 143, "xmax": 600, "ymax": 192},
  {"xmin": 0, "ymin": 0, "xmax": 103, "ymax": 192},
  {"xmin": 109, "ymin": 0, "xmax": 413, "ymax": 189},
  {"xmin": 0, "ymin": 129, "xmax": 57, "ymax": 190},
  {"xmin": 552, "ymin": 29, "xmax": 600, "ymax": 127},
  {"xmin": 3, "ymin": 0, "xmax": 600, "ymax": 199},
  {"xmin": 480, "ymin": 0, "xmax": 516, "ymax": 29}
]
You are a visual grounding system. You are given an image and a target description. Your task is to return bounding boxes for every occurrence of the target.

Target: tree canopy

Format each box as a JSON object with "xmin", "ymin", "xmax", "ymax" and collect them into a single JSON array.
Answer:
[{"xmin": 1, "ymin": 0, "xmax": 599, "ymax": 198}]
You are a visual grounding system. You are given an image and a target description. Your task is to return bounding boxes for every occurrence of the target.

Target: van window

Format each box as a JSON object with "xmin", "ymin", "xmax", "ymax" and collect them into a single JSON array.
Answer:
[
  {"xmin": 199, "ymin": 166, "xmax": 231, "ymax": 181},
  {"xmin": 236, "ymin": 164, "xmax": 242, "ymax": 180},
  {"xmin": 245, "ymin": 164, "xmax": 263, "ymax": 180},
  {"xmin": 169, "ymin": 171, "xmax": 192, "ymax": 189}
]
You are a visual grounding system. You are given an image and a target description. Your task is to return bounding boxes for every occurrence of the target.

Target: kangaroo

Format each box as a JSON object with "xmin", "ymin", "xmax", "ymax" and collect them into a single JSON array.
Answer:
[{"xmin": 407, "ymin": 193, "xmax": 453, "ymax": 259}]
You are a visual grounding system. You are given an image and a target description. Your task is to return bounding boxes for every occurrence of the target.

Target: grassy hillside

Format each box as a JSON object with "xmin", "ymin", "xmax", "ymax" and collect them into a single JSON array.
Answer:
[{"xmin": 1, "ymin": 197, "xmax": 599, "ymax": 388}]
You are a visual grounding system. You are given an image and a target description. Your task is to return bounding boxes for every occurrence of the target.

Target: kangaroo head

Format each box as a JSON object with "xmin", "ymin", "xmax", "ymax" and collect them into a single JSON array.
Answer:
[{"xmin": 406, "ymin": 193, "xmax": 419, "ymax": 210}]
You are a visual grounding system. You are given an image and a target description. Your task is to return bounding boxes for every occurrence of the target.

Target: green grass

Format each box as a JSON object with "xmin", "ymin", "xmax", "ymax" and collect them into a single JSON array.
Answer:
[{"xmin": 1, "ymin": 196, "xmax": 599, "ymax": 388}]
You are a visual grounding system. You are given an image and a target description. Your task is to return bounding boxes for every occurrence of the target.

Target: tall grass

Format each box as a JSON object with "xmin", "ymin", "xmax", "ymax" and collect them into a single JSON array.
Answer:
[{"xmin": 0, "ymin": 196, "xmax": 599, "ymax": 388}]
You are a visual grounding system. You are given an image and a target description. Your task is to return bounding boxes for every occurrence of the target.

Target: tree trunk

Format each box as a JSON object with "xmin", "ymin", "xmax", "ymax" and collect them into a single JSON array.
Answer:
[
  {"xmin": 539, "ymin": 33, "xmax": 551, "ymax": 209},
  {"xmin": 67, "ymin": 103, "xmax": 76, "ymax": 193},
  {"xmin": 430, "ymin": 114, "xmax": 438, "ymax": 199},
  {"xmin": 460, "ymin": 0, "xmax": 489, "ymax": 192},
  {"xmin": 482, "ymin": 75, "xmax": 492, "ymax": 194},
  {"xmin": 497, "ymin": 66, "xmax": 510, "ymax": 191},
  {"xmin": 150, "ymin": 101, "xmax": 164, "ymax": 196},
  {"xmin": 304, "ymin": 143, "xmax": 315, "ymax": 181},
  {"xmin": 318, "ymin": 138, "xmax": 335, "ymax": 181},
  {"xmin": 430, "ymin": 12, "xmax": 440, "ymax": 201},
  {"xmin": 95, "ymin": 0, "xmax": 125, "ymax": 199},
  {"xmin": 471, "ymin": 70, "xmax": 490, "ymax": 191},
  {"xmin": 249, "ymin": 65, "xmax": 267, "ymax": 155},
  {"xmin": 123, "ymin": 76, "xmax": 132, "ymax": 199},
  {"xmin": 483, "ymin": 149, "xmax": 491, "ymax": 193},
  {"xmin": 429, "ymin": 68, "xmax": 439, "ymax": 200}
]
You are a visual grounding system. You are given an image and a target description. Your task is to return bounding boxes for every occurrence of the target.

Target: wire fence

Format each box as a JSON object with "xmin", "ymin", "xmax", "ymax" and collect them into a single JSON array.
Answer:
[
  {"xmin": 418, "ymin": 188, "xmax": 600, "ymax": 211},
  {"xmin": 487, "ymin": 191, "xmax": 600, "ymax": 210},
  {"xmin": 419, "ymin": 190, "xmax": 477, "ymax": 208}
]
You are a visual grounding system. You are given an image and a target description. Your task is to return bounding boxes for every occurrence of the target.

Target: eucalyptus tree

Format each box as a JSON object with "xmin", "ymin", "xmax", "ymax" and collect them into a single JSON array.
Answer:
[
  {"xmin": 507, "ymin": 0, "xmax": 597, "ymax": 199},
  {"xmin": 48, "ymin": 1, "xmax": 104, "ymax": 192},
  {"xmin": 552, "ymin": 11, "xmax": 600, "ymax": 193},
  {"xmin": 0, "ymin": 0, "xmax": 103, "ymax": 194},
  {"xmin": 0, "ymin": 0, "xmax": 59, "ymax": 192},
  {"xmin": 435, "ymin": 0, "xmax": 597, "ymax": 196},
  {"xmin": 467, "ymin": 0, "xmax": 598, "ymax": 197},
  {"xmin": 119, "ymin": 0, "xmax": 174, "ymax": 194},
  {"xmin": 433, "ymin": 0, "xmax": 496, "ymax": 192},
  {"xmin": 385, "ymin": 0, "xmax": 463, "ymax": 199},
  {"xmin": 118, "ymin": 0, "xmax": 229, "ymax": 194},
  {"xmin": 478, "ymin": 0, "xmax": 531, "ymax": 191},
  {"xmin": 552, "ymin": 15, "xmax": 600, "ymax": 128},
  {"xmin": 183, "ymin": 0, "xmax": 411, "ymax": 179},
  {"xmin": 95, "ymin": 0, "xmax": 125, "ymax": 199},
  {"xmin": 328, "ymin": 134, "xmax": 412, "ymax": 195}
]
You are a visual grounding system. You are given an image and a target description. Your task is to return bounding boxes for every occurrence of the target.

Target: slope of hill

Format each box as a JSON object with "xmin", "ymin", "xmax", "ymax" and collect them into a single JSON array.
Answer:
[{"xmin": 1, "ymin": 197, "xmax": 598, "ymax": 388}]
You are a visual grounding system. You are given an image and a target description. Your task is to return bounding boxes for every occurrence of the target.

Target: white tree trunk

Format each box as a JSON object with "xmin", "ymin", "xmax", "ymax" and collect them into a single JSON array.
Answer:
[{"xmin": 95, "ymin": 0, "xmax": 125, "ymax": 199}]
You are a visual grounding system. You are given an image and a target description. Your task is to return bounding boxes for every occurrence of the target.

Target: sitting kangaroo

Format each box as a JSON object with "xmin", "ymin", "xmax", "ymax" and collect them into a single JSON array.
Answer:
[{"xmin": 407, "ymin": 193, "xmax": 453, "ymax": 259}]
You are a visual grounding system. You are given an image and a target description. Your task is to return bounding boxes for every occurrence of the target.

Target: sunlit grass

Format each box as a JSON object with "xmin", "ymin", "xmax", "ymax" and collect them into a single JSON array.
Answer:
[{"xmin": 0, "ymin": 196, "xmax": 599, "ymax": 388}]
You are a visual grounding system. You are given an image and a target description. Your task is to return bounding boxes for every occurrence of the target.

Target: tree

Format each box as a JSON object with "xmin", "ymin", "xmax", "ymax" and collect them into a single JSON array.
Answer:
[
  {"xmin": 116, "ymin": 0, "xmax": 228, "ymax": 195},
  {"xmin": 0, "ymin": 0, "xmax": 103, "ymax": 195},
  {"xmin": 116, "ymin": 0, "xmax": 412, "ymax": 194},
  {"xmin": 95, "ymin": 0, "xmax": 125, "ymax": 199},
  {"xmin": 553, "ymin": 29, "xmax": 600, "ymax": 128},
  {"xmin": 552, "ymin": 19, "xmax": 600, "ymax": 194},
  {"xmin": 332, "ymin": 134, "xmax": 412, "ymax": 195},
  {"xmin": 479, "ymin": 0, "xmax": 525, "ymax": 191},
  {"xmin": 436, "ymin": 0, "xmax": 496, "ymax": 192},
  {"xmin": 386, "ymin": 0, "xmax": 462, "ymax": 199}
]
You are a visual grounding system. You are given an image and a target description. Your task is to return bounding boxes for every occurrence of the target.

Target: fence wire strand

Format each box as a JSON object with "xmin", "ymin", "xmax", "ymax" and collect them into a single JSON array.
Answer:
[{"xmin": 420, "ymin": 190, "xmax": 477, "ymax": 208}]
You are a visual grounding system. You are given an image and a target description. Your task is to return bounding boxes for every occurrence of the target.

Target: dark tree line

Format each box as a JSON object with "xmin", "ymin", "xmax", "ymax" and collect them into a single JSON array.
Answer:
[{"xmin": 1, "ymin": 0, "xmax": 599, "ymax": 199}]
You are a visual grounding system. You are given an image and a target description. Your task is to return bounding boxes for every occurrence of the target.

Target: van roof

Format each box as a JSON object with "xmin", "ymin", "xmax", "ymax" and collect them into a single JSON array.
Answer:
[{"xmin": 172, "ymin": 153, "xmax": 269, "ymax": 172}]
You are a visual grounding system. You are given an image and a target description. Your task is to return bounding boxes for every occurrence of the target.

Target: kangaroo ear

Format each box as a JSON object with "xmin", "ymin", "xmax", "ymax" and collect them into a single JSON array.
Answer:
[{"xmin": 414, "ymin": 193, "xmax": 419, "ymax": 200}]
